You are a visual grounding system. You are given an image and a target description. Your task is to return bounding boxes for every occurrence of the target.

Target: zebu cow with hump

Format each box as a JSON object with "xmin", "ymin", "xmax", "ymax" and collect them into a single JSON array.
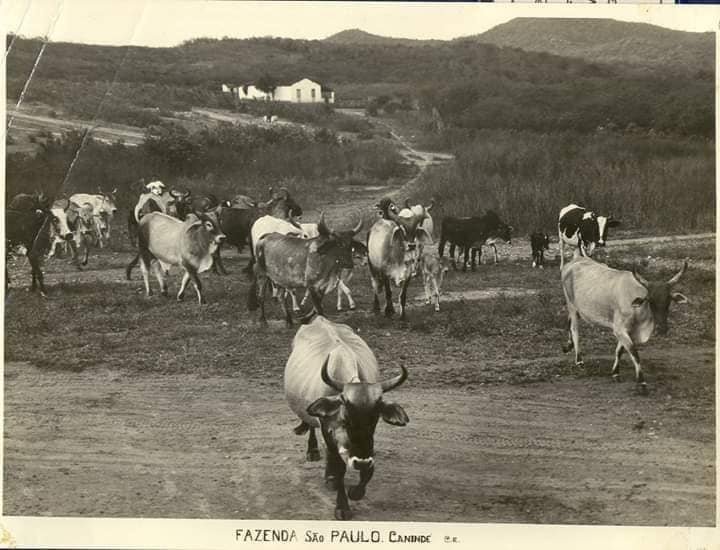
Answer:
[
  {"xmin": 126, "ymin": 210, "xmax": 226, "ymax": 304},
  {"xmin": 367, "ymin": 207, "xmax": 428, "ymax": 319},
  {"xmin": 296, "ymin": 222, "xmax": 368, "ymax": 312},
  {"xmin": 284, "ymin": 315, "xmax": 409, "ymax": 520},
  {"xmin": 5, "ymin": 207, "xmax": 64, "ymax": 296},
  {"xmin": 248, "ymin": 214, "xmax": 361, "ymax": 326},
  {"xmin": 561, "ymin": 255, "xmax": 688, "ymax": 394},
  {"xmin": 558, "ymin": 203, "xmax": 620, "ymax": 268},
  {"xmin": 69, "ymin": 190, "xmax": 118, "ymax": 247}
]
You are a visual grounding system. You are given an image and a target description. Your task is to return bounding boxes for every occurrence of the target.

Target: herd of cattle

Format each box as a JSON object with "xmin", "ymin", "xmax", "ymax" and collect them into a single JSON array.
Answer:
[{"xmin": 5, "ymin": 185, "xmax": 690, "ymax": 520}]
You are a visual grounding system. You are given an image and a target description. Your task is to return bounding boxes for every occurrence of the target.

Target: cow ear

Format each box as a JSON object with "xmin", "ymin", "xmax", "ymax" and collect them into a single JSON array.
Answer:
[
  {"xmin": 631, "ymin": 296, "xmax": 647, "ymax": 307},
  {"xmin": 307, "ymin": 396, "xmax": 343, "ymax": 418},
  {"xmin": 671, "ymin": 292, "xmax": 688, "ymax": 304},
  {"xmin": 379, "ymin": 401, "xmax": 409, "ymax": 426}
]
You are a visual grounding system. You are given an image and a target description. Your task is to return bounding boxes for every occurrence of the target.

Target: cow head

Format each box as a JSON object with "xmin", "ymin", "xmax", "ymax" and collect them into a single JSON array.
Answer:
[
  {"xmin": 190, "ymin": 209, "xmax": 226, "ymax": 246},
  {"xmin": 597, "ymin": 214, "xmax": 620, "ymax": 247},
  {"xmin": 267, "ymin": 186, "xmax": 303, "ymax": 220},
  {"xmin": 170, "ymin": 189, "xmax": 193, "ymax": 219},
  {"xmin": 315, "ymin": 214, "xmax": 362, "ymax": 270},
  {"xmin": 375, "ymin": 198, "xmax": 399, "ymax": 220},
  {"xmin": 50, "ymin": 199, "xmax": 74, "ymax": 241},
  {"xmin": 307, "ymin": 358, "xmax": 409, "ymax": 471},
  {"xmin": 351, "ymin": 240, "xmax": 368, "ymax": 267},
  {"xmin": 631, "ymin": 261, "xmax": 689, "ymax": 336}
]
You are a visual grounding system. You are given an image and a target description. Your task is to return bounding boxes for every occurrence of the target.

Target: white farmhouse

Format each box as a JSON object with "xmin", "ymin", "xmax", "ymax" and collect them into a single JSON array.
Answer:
[{"xmin": 222, "ymin": 78, "xmax": 335, "ymax": 104}]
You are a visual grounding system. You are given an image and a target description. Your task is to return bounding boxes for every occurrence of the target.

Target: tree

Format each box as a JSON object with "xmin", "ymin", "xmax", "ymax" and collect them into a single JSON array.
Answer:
[{"xmin": 256, "ymin": 74, "xmax": 277, "ymax": 98}]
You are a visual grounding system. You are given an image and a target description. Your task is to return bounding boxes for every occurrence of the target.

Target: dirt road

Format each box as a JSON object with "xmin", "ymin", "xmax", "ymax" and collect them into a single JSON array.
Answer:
[{"xmin": 4, "ymin": 342, "xmax": 713, "ymax": 523}]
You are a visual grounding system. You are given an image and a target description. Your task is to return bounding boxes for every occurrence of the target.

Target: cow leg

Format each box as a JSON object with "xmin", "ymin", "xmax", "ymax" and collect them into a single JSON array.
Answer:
[
  {"xmin": 80, "ymin": 236, "xmax": 90, "ymax": 266},
  {"xmin": 138, "ymin": 253, "xmax": 153, "ymax": 297},
  {"xmin": 348, "ymin": 464, "xmax": 374, "ymax": 501},
  {"xmin": 321, "ymin": 436, "xmax": 351, "ymax": 520},
  {"xmin": 153, "ymin": 263, "xmax": 168, "ymax": 297},
  {"xmin": 306, "ymin": 428, "xmax": 321, "ymax": 462},
  {"xmin": 186, "ymin": 268, "xmax": 204, "ymax": 305},
  {"xmin": 399, "ymin": 278, "xmax": 411, "ymax": 320},
  {"xmin": 301, "ymin": 289, "xmax": 311, "ymax": 308},
  {"xmin": 212, "ymin": 246, "xmax": 228, "ymax": 275},
  {"xmin": 423, "ymin": 273, "xmax": 431, "ymax": 305},
  {"xmin": 558, "ymin": 227, "xmax": 564, "ymax": 269},
  {"xmin": 611, "ymin": 342, "xmax": 625, "ymax": 382},
  {"xmin": 29, "ymin": 254, "xmax": 47, "ymax": 297},
  {"xmin": 448, "ymin": 243, "xmax": 457, "ymax": 270},
  {"xmin": 562, "ymin": 310, "xmax": 583, "ymax": 366},
  {"xmin": 463, "ymin": 246, "xmax": 470, "ymax": 272},
  {"xmin": 432, "ymin": 275, "xmax": 441, "ymax": 312},
  {"xmin": 279, "ymin": 290, "xmax": 294, "ymax": 328},
  {"xmin": 470, "ymin": 248, "xmax": 477, "ymax": 271},
  {"xmin": 383, "ymin": 277, "xmax": 395, "ymax": 317},
  {"xmin": 308, "ymin": 288, "xmax": 325, "ymax": 317},
  {"xmin": 614, "ymin": 331, "xmax": 646, "ymax": 393},
  {"xmin": 289, "ymin": 290, "xmax": 301, "ymax": 313},
  {"xmin": 492, "ymin": 243, "xmax": 499, "ymax": 264},
  {"xmin": 369, "ymin": 271, "xmax": 382, "ymax": 313},
  {"xmin": 258, "ymin": 277, "xmax": 270, "ymax": 325}
]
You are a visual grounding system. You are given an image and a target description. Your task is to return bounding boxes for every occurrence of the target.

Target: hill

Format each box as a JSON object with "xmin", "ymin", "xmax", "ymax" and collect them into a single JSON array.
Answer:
[
  {"xmin": 471, "ymin": 18, "xmax": 714, "ymax": 78},
  {"xmin": 324, "ymin": 28, "xmax": 438, "ymax": 47}
]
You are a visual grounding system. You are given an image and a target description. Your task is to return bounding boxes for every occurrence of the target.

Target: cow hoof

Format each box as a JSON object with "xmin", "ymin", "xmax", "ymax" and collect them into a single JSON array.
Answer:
[
  {"xmin": 434, "ymin": 306, "xmax": 440, "ymax": 312},
  {"xmin": 306, "ymin": 449, "xmax": 321, "ymax": 462},
  {"xmin": 325, "ymin": 476, "xmax": 339, "ymax": 490},
  {"xmin": 335, "ymin": 508, "xmax": 352, "ymax": 521},
  {"xmin": 337, "ymin": 306, "xmax": 344, "ymax": 312},
  {"xmin": 349, "ymin": 305, "xmax": 356, "ymax": 311},
  {"xmin": 612, "ymin": 374, "xmax": 622, "ymax": 383},
  {"xmin": 384, "ymin": 309, "xmax": 395, "ymax": 318},
  {"xmin": 347, "ymin": 485, "xmax": 366, "ymax": 501},
  {"xmin": 575, "ymin": 360, "xmax": 584, "ymax": 368},
  {"xmin": 540, "ymin": 266, "xmax": 544, "ymax": 270},
  {"xmin": 636, "ymin": 383, "xmax": 649, "ymax": 396}
]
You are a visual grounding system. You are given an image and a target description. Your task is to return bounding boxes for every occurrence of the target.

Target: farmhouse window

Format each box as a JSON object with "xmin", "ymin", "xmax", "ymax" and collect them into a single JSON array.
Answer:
[
  {"xmin": 311, "ymin": 89, "xmax": 316, "ymax": 101},
  {"xmin": 296, "ymin": 89, "xmax": 301, "ymax": 101}
]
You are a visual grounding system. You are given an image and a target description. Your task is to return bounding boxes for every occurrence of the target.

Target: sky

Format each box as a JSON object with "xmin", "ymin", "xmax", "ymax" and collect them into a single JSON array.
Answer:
[{"xmin": 1, "ymin": 0, "xmax": 716, "ymax": 48}]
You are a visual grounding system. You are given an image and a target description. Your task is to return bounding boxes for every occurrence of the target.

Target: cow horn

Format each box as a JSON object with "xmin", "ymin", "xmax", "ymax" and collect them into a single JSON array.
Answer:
[
  {"xmin": 320, "ymin": 356, "xmax": 343, "ymax": 392},
  {"xmin": 425, "ymin": 198, "xmax": 434, "ymax": 212},
  {"xmin": 632, "ymin": 267, "xmax": 649, "ymax": 288},
  {"xmin": 381, "ymin": 365, "xmax": 408, "ymax": 393},
  {"xmin": 667, "ymin": 261, "xmax": 688, "ymax": 286},
  {"xmin": 111, "ymin": 188, "xmax": 117, "ymax": 195},
  {"xmin": 351, "ymin": 218, "xmax": 362, "ymax": 235}
]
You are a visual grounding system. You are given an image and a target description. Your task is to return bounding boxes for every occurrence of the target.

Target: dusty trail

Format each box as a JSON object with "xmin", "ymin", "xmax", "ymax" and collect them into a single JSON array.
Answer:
[{"xmin": 4, "ymin": 347, "xmax": 713, "ymax": 524}]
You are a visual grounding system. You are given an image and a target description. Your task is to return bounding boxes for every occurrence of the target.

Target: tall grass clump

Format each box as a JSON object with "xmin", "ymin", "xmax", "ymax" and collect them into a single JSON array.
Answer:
[{"xmin": 410, "ymin": 129, "xmax": 714, "ymax": 234}]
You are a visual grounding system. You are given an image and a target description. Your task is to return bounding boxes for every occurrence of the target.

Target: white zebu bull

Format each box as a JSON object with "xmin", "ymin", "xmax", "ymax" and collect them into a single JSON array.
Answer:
[
  {"xmin": 284, "ymin": 315, "xmax": 409, "ymax": 520},
  {"xmin": 367, "ymin": 207, "xmax": 428, "ymax": 320},
  {"xmin": 561, "ymin": 255, "xmax": 688, "ymax": 394},
  {"xmin": 70, "ymin": 191, "xmax": 118, "ymax": 246},
  {"xmin": 127, "ymin": 211, "xmax": 226, "ymax": 304}
]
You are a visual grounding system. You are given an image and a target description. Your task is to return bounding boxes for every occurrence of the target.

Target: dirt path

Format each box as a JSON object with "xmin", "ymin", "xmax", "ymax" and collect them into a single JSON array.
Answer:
[
  {"xmin": 6, "ymin": 109, "xmax": 145, "ymax": 145},
  {"xmin": 5, "ymin": 345, "xmax": 713, "ymax": 523}
]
